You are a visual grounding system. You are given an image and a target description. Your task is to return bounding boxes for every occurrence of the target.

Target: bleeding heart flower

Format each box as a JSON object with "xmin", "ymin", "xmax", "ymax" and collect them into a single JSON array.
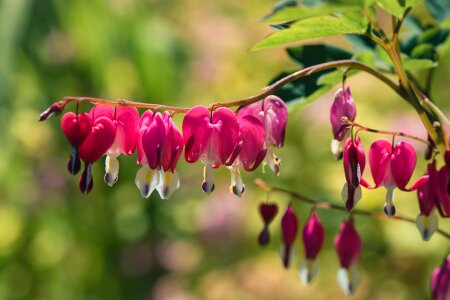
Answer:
[
  {"xmin": 341, "ymin": 137, "xmax": 366, "ymax": 212},
  {"xmin": 334, "ymin": 217, "xmax": 362, "ymax": 295},
  {"xmin": 416, "ymin": 161, "xmax": 439, "ymax": 241},
  {"xmin": 136, "ymin": 111, "xmax": 183, "ymax": 199},
  {"xmin": 299, "ymin": 210, "xmax": 325, "ymax": 285},
  {"xmin": 183, "ymin": 106, "xmax": 239, "ymax": 193},
  {"xmin": 431, "ymin": 254, "xmax": 450, "ymax": 300},
  {"xmin": 89, "ymin": 105, "xmax": 139, "ymax": 187},
  {"xmin": 280, "ymin": 205, "xmax": 298, "ymax": 268},
  {"xmin": 60, "ymin": 112, "xmax": 92, "ymax": 175},
  {"xmin": 363, "ymin": 139, "xmax": 428, "ymax": 217},
  {"xmin": 258, "ymin": 202, "xmax": 278, "ymax": 246},
  {"xmin": 435, "ymin": 166, "xmax": 450, "ymax": 218},
  {"xmin": 330, "ymin": 87, "xmax": 356, "ymax": 159},
  {"xmin": 78, "ymin": 116, "xmax": 116, "ymax": 194},
  {"xmin": 237, "ymin": 95, "xmax": 288, "ymax": 176},
  {"xmin": 228, "ymin": 115, "xmax": 266, "ymax": 197}
]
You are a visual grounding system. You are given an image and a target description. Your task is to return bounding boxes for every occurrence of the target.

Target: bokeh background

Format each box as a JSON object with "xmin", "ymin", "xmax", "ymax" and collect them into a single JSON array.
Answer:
[{"xmin": 0, "ymin": 0, "xmax": 449, "ymax": 299}]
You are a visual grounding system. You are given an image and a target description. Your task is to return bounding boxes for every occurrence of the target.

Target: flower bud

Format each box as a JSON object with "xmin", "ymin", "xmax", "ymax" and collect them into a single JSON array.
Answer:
[
  {"xmin": 334, "ymin": 218, "xmax": 362, "ymax": 295},
  {"xmin": 299, "ymin": 211, "xmax": 325, "ymax": 284},
  {"xmin": 280, "ymin": 205, "xmax": 298, "ymax": 268},
  {"xmin": 342, "ymin": 137, "xmax": 365, "ymax": 212},
  {"xmin": 330, "ymin": 87, "xmax": 356, "ymax": 159},
  {"xmin": 416, "ymin": 162, "xmax": 439, "ymax": 241},
  {"xmin": 431, "ymin": 254, "xmax": 450, "ymax": 300},
  {"xmin": 258, "ymin": 203, "xmax": 278, "ymax": 246}
]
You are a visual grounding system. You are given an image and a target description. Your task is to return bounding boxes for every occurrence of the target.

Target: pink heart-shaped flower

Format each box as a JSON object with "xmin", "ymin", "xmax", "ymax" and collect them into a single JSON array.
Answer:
[
  {"xmin": 61, "ymin": 112, "xmax": 92, "ymax": 147},
  {"xmin": 79, "ymin": 117, "xmax": 116, "ymax": 163}
]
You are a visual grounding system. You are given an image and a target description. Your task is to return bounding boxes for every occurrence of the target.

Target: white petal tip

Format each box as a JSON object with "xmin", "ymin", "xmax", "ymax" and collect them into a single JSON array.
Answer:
[
  {"xmin": 337, "ymin": 267, "xmax": 361, "ymax": 295},
  {"xmin": 299, "ymin": 259, "xmax": 319, "ymax": 285},
  {"xmin": 416, "ymin": 213, "xmax": 438, "ymax": 241}
]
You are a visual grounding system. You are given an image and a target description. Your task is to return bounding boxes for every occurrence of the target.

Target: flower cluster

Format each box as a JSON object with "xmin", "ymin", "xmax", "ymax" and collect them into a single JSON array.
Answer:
[
  {"xmin": 59, "ymin": 96, "xmax": 288, "ymax": 198},
  {"xmin": 330, "ymin": 85, "xmax": 449, "ymax": 241},
  {"xmin": 258, "ymin": 203, "xmax": 362, "ymax": 294}
]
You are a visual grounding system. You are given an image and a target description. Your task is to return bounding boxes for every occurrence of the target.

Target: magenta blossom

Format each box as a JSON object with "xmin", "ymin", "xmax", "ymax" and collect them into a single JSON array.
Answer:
[
  {"xmin": 416, "ymin": 161, "xmax": 439, "ymax": 241},
  {"xmin": 431, "ymin": 254, "xmax": 450, "ymax": 300},
  {"xmin": 90, "ymin": 105, "xmax": 140, "ymax": 186},
  {"xmin": 435, "ymin": 166, "xmax": 450, "ymax": 218},
  {"xmin": 299, "ymin": 210, "xmax": 325, "ymax": 284},
  {"xmin": 342, "ymin": 137, "xmax": 366, "ymax": 212},
  {"xmin": 330, "ymin": 87, "xmax": 356, "ymax": 159},
  {"xmin": 182, "ymin": 106, "xmax": 239, "ymax": 193},
  {"xmin": 228, "ymin": 115, "xmax": 266, "ymax": 197},
  {"xmin": 136, "ymin": 111, "xmax": 183, "ymax": 199},
  {"xmin": 61, "ymin": 112, "xmax": 92, "ymax": 175},
  {"xmin": 258, "ymin": 203, "xmax": 278, "ymax": 246},
  {"xmin": 280, "ymin": 205, "xmax": 298, "ymax": 268},
  {"xmin": 77, "ymin": 109, "xmax": 117, "ymax": 194},
  {"xmin": 334, "ymin": 218, "xmax": 362, "ymax": 295},
  {"xmin": 363, "ymin": 139, "xmax": 428, "ymax": 217},
  {"xmin": 237, "ymin": 95, "xmax": 288, "ymax": 176}
]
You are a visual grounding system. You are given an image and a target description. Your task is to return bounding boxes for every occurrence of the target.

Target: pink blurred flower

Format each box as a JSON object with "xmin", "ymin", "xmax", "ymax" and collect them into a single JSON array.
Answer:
[
  {"xmin": 299, "ymin": 210, "xmax": 325, "ymax": 284},
  {"xmin": 431, "ymin": 254, "xmax": 450, "ymax": 300},
  {"xmin": 258, "ymin": 203, "xmax": 278, "ymax": 246},
  {"xmin": 334, "ymin": 218, "xmax": 362, "ymax": 295},
  {"xmin": 280, "ymin": 205, "xmax": 298, "ymax": 268}
]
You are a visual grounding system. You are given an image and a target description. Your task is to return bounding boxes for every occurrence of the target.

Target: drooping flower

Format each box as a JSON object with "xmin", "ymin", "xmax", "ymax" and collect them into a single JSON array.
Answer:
[
  {"xmin": 416, "ymin": 161, "xmax": 439, "ymax": 241},
  {"xmin": 299, "ymin": 210, "xmax": 325, "ymax": 285},
  {"xmin": 60, "ymin": 112, "xmax": 92, "ymax": 175},
  {"xmin": 77, "ymin": 109, "xmax": 117, "ymax": 194},
  {"xmin": 89, "ymin": 105, "xmax": 140, "ymax": 187},
  {"xmin": 341, "ymin": 137, "xmax": 366, "ymax": 212},
  {"xmin": 435, "ymin": 166, "xmax": 450, "ymax": 218},
  {"xmin": 334, "ymin": 217, "xmax": 362, "ymax": 295},
  {"xmin": 228, "ymin": 115, "xmax": 266, "ymax": 197},
  {"xmin": 431, "ymin": 254, "xmax": 450, "ymax": 300},
  {"xmin": 182, "ymin": 106, "xmax": 239, "ymax": 193},
  {"xmin": 258, "ymin": 202, "xmax": 278, "ymax": 246},
  {"xmin": 236, "ymin": 95, "xmax": 288, "ymax": 176},
  {"xmin": 136, "ymin": 111, "xmax": 183, "ymax": 199},
  {"xmin": 363, "ymin": 139, "xmax": 428, "ymax": 217},
  {"xmin": 330, "ymin": 87, "xmax": 356, "ymax": 160},
  {"xmin": 280, "ymin": 205, "xmax": 298, "ymax": 268}
]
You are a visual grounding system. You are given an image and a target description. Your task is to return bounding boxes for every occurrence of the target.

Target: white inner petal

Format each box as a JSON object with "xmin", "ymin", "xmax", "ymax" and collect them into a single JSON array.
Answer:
[
  {"xmin": 337, "ymin": 266, "xmax": 361, "ymax": 295},
  {"xmin": 135, "ymin": 164, "xmax": 160, "ymax": 198},
  {"xmin": 416, "ymin": 211, "xmax": 439, "ymax": 241},
  {"xmin": 229, "ymin": 166, "xmax": 245, "ymax": 197},
  {"xmin": 202, "ymin": 162, "xmax": 215, "ymax": 193},
  {"xmin": 299, "ymin": 259, "xmax": 320, "ymax": 285},
  {"xmin": 104, "ymin": 155, "xmax": 120, "ymax": 187},
  {"xmin": 385, "ymin": 187, "xmax": 396, "ymax": 217},
  {"xmin": 331, "ymin": 139, "xmax": 343, "ymax": 160},
  {"xmin": 157, "ymin": 170, "xmax": 180, "ymax": 200},
  {"xmin": 264, "ymin": 147, "xmax": 281, "ymax": 176}
]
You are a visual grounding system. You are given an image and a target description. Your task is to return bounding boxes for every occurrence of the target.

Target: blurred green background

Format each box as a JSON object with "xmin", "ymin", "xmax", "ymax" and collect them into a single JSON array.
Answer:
[{"xmin": 0, "ymin": 0, "xmax": 449, "ymax": 299}]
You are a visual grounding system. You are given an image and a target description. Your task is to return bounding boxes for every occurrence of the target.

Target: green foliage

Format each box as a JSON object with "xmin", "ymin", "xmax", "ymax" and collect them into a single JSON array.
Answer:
[
  {"xmin": 253, "ymin": 11, "xmax": 369, "ymax": 50},
  {"xmin": 372, "ymin": 0, "xmax": 422, "ymax": 18},
  {"xmin": 270, "ymin": 44, "xmax": 351, "ymax": 107},
  {"xmin": 425, "ymin": 0, "xmax": 450, "ymax": 21}
]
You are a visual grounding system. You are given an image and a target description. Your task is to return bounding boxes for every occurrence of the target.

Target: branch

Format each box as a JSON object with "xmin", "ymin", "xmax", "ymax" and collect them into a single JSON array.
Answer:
[
  {"xmin": 342, "ymin": 117, "xmax": 430, "ymax": 145},
  {"xmin": 39, "ymin": 60, "xmax": 404, "ymax": 120},
  {"xmin": 254, "ymin": 179, "xmax": 450, "ymax": 240}
]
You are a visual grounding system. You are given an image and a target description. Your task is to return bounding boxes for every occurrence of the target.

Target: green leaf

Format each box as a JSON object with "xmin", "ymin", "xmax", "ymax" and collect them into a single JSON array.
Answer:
[
  {"xmin": 425, "ymin": 0, "xmax": 450, "ymax": 22},
  {"xmin": 375, "ymin": 0, "xmax": 421, "ymax": 18},
  {"xmin": 263, "ymin": 4, "xmax": 359, "ymax": 23},
  {"xmin": 262, "ymin": 0, "xmax": 299, "ymax": 21},
  {"xmin": 287, "ymin": 44, "xmax": 352, "ymax": 67},
  {"xmin": 253, "ymin": 11, "xmax": 368, "ymax": 50},
  {"xmin": 402, "ymin": 58, "xmax": 438, "ymax": 70},
  {"xmin": 411, "ymin": 43, "xmax": 436, "ymax": 59}
]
